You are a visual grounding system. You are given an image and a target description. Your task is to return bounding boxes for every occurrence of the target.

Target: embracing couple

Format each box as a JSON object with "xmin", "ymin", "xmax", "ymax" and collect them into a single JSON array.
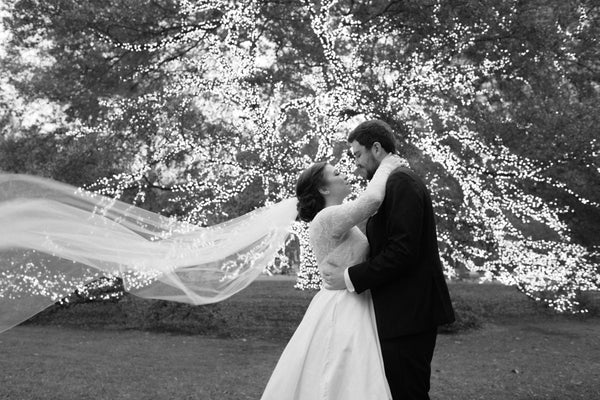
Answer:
[{"xmin": 261, "ymin": 120, "xmax": 455, "ymax": 400}]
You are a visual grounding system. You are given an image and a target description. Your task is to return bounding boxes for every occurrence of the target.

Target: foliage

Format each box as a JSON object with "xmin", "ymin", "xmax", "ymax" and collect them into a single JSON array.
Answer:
[
  {"xmin": 1, "ymin": 0, "xmax": 599, "ymax": 312},
  {"xmin": 28, "ymin": 281, "xmax": 589, "ymax": 336},
  {"xmin": 58, "ymin": 277, "xmax": 124, "ymax": 305},
  {"xmin": 437, "ymin": 297, "xmax": 482, "ymax": 334},
  {"xmin": 292, "ymin": 223, "xmax": 322, "ymax": 290}
]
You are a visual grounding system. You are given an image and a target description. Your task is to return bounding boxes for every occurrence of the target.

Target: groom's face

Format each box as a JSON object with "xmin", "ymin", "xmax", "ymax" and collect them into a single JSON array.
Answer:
[{"xmin": 350, "ymin": 141, "xmax": 379, "ymax": 180}]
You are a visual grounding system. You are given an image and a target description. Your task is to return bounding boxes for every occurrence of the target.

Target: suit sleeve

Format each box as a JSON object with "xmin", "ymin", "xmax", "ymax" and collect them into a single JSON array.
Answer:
[{"xmin": 348, "ymin": 171, "xmax": 424, "ymax": 293}]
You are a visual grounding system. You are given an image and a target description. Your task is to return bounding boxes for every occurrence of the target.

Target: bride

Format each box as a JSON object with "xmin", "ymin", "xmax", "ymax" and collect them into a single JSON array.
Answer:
[{"xmin": 261, "ymin": 154, "xmax": 403, "ymax": 400}]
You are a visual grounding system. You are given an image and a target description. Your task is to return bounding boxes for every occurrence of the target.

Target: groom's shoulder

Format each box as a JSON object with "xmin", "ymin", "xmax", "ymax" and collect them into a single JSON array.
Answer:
[
  {"xmin": 387, "ymin": 167, "xmax": 427, "ymax": 191},
  {"xmin": 388, "ymin": 166, "xmax": 421, "ymax": 182}
]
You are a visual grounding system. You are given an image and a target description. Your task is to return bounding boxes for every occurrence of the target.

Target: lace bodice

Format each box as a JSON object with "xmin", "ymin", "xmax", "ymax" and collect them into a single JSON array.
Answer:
[{"xmin": 309, "ymin": 155, "xmax": 403, "ymax": 276}]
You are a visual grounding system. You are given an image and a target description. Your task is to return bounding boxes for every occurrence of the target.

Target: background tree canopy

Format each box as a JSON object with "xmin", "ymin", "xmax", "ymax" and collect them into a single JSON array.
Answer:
[{"xmin": 1, "ymin": 0, "xmax": 598, "ymax": 311}]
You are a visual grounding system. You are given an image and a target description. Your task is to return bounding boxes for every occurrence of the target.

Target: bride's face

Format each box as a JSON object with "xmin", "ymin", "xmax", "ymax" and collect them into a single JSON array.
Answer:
[{"xmin": 320, "ymin": 164, "xmax": 351, "ymax": 203}]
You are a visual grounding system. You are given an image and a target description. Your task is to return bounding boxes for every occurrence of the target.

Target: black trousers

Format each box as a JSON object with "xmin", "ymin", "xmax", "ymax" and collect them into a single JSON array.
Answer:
[{"xmin": 379, "ymin": 328, "xmax": 438, "ymax": 400}]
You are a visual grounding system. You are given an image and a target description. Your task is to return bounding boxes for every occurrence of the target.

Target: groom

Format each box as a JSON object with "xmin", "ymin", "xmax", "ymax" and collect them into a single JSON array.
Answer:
[{"xmin": 323, "ymin": 119, "xmax": 455, "ymax": 400}]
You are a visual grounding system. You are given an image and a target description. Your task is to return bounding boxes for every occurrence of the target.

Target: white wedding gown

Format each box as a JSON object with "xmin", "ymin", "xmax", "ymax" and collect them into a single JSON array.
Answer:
[{"xmin": 260, "ymin": 157, "xmax": 401, "ymax": 400}]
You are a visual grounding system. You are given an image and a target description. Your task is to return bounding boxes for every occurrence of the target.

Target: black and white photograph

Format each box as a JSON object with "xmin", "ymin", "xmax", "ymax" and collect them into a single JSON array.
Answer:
[{"xmin": 0, "ymin": 1, "xmax": 599, "ymax": 399}]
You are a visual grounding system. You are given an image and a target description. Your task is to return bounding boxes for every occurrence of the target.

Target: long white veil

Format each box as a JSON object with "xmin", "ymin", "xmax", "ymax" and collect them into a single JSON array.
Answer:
[{"xmin": 0, "ymin": 174, "xmax": 298, "ymax": 333}]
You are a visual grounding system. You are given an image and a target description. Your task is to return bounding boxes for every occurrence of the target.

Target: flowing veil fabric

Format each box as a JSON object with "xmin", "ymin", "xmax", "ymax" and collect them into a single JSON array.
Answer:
[{"xmin": 0, "ymin": 174, "xmax": 298, "ymax": 333}]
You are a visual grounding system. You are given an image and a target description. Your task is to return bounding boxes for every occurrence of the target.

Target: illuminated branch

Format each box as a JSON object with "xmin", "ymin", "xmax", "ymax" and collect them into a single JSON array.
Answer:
[{"xmin": 58, "ymin": 0, "xmax": 599, "ymax": 312}]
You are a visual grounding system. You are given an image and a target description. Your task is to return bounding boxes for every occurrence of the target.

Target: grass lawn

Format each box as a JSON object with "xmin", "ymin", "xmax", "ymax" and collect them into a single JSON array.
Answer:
[{"xmin": 1, "ymin": 278, "xmax": 599, "ymax": 399}]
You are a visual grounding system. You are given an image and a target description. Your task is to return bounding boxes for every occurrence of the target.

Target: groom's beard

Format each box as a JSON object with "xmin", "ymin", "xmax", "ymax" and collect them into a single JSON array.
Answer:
[
  {"xmin": 354, "ymin": 166, "xmax": 373, "ymax": 181},
  {"xmin": 354, "ymin": 167, "xmax": 369, "ymax": 180},
  {"xmin": 362, "ymin": 157, "xmax": 382, "ymax": 181},
  {"xmin": 365, "ymin": 164, "xmax": 379, "ymax": 180}
]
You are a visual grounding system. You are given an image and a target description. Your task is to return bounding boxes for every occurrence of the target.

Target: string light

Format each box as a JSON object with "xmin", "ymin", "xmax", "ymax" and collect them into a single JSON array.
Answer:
[{"xmin": 7, "ymin": 0, "xmax": 596, "ymax": 313}]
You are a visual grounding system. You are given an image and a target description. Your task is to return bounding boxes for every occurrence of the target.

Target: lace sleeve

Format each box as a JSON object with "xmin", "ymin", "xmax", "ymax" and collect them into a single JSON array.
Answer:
[{"xmin": 316, "ymin": 155, "xmax": 404, "ymax": 238}]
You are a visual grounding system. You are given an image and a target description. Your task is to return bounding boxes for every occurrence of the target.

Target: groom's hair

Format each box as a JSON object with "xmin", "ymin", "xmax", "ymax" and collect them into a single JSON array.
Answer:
[{"xmin": 347, "ymin": 119, "xmax": 397, "ymax": 154}]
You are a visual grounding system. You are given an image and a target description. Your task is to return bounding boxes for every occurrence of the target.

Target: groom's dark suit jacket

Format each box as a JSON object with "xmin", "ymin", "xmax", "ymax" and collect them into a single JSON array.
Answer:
[{"xmin": 348, "ymin": 167, "xmax": 455, "ymax": 339}]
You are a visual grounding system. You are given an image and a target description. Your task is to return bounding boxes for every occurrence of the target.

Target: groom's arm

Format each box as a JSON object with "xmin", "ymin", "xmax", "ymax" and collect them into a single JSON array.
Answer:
[{"xmin": 347, "ymin": 171, "xmax": 424, "ymax": 294}]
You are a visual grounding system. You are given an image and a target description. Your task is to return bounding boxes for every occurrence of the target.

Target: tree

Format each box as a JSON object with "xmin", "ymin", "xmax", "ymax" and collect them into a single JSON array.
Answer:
[{"xmin": 2, "ymin": 0, "xmax": 599, "ymax": 311}]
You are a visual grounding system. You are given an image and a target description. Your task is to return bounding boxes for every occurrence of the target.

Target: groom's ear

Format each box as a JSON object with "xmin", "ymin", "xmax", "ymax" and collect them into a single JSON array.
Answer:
[{"xmin": 371, "ymin": 142, "xmax": 386, "ymax": 159}]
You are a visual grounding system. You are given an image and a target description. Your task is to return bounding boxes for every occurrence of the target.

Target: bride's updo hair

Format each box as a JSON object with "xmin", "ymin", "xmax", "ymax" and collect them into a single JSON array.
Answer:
[{"xmin": 296, "ymin": 162, "xmax": 328, "ymax": 222}]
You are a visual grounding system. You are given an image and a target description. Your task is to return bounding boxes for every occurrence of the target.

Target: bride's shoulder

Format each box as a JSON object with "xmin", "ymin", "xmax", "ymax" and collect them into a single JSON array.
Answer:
[
  {"xmin": 315, "ymin": 204, "xmax": 342, "ymax": 220},
  {"xmin": 310, "ymin": 206, "xmax": 339, "ymax": 229}
]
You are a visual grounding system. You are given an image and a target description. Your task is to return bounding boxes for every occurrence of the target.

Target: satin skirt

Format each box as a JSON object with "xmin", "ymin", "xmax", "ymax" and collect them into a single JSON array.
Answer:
[{"xmin": 260, "ymin": 288, "xmax": 392, "ymax": 400}]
